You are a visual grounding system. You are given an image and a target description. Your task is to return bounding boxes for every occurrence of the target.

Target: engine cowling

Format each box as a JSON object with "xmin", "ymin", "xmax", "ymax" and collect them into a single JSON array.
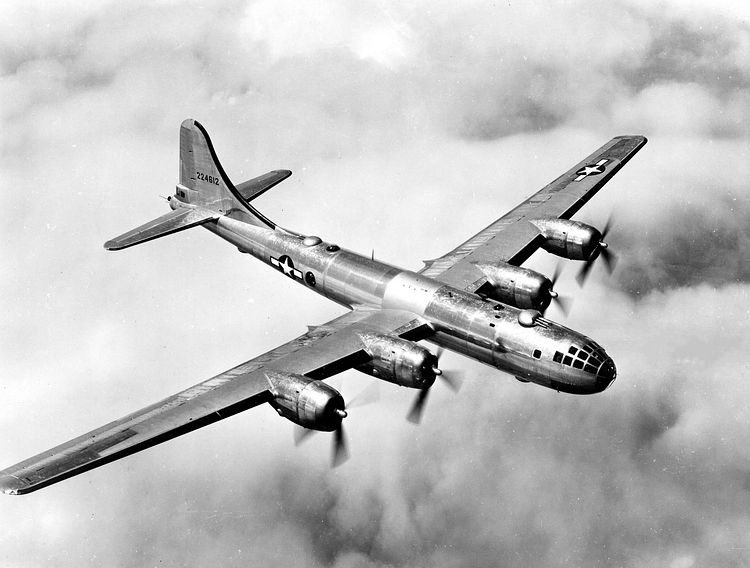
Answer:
[
  {"xmin": 268, "ymin": 372, "xmax": 346, "ymax": 431},
  {"xmin": 356, "ymin": 334, "xmax": 438, "ymax": 389},
  {"xmin": 530, "ymin": 219, "xmax": 602, "ymax": 261},
  {"xmin": 475, "ymin": 262, "xmax": 555, "ymax": 311}
]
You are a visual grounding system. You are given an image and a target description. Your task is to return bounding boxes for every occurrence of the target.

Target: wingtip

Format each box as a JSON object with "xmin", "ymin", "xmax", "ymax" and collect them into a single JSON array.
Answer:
[
  {"xmin": 0, "ymin": 475, "xmax": 26, "ymax": 496},
  {"xmin": 614, "ymin": 134, "xmax": 648, "ymax": 144}
]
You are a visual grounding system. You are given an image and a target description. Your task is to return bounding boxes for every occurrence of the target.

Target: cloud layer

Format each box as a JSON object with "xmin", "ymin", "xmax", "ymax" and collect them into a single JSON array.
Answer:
[{"xmin": 1, "ymin": 1, "xmax": 749, "ymax": 567}]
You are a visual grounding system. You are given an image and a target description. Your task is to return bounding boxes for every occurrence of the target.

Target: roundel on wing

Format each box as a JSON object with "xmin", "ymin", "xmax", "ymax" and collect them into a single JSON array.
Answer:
[{"xmin": 575, "ymin": 164, "xmax": 606, "ymax": 177}]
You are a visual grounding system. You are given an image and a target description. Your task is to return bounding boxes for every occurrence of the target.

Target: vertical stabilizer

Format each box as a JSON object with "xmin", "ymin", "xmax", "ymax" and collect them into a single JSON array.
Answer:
[{"xmin": 177, "ymin": 119, "xmax": 275, "ymax": 228}]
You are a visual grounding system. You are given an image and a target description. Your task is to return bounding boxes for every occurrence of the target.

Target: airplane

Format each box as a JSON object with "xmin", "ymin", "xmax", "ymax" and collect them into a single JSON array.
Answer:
[{"xmin": 0, "ymin": 119, "xmax": 646, "ymax": 494}]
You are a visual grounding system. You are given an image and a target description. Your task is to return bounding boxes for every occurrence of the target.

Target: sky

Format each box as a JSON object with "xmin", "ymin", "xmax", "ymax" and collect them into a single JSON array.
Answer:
[{"xmin": 1, "ymin": 0, "xmax": 749, "ymax": 566}]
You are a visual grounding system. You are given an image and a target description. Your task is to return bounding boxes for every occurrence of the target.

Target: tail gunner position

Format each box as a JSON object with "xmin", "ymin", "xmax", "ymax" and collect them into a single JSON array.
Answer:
[{"xmin": 0, "ymin": 120, "xmax": 646, "ymax": 494}]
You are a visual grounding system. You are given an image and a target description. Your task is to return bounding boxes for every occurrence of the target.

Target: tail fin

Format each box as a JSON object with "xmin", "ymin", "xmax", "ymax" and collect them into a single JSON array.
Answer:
[
  {"xmin": 105, "ymin": 120, "xmax": 280, "ymax": 251},
  {"xmin": 176, "ymin": 119, "xmax": 276, "ymax": 229}
]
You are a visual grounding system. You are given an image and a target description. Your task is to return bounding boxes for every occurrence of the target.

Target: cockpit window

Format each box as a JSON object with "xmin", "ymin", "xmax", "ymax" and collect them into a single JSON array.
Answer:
[
  {"xmin": 563, "ymin": 355, "xmax": 573, "ymax": 366},
  {"xmin": 573, "ymin": 359, "xmax": 584, "ymax": 369},
  {"xmin": 533, "ymin": 349, "xmax": 542, "ymax": 359},
  {"xmin": 568, "ymin": 346, "xmax": 577, "ymax": 355},
  {"xmin": 584, "ymin": 364, "xmax": 597, "ymax": 374},
  {"xmin": 578, "ymin": 352, "xmax": 589, "ymax": 362},
  {"xmin": 553, "ymin": 351, "xmax": 563, "ymax": 363}
]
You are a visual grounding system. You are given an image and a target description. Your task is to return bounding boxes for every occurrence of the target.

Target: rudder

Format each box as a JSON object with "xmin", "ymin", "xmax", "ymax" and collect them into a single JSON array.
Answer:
[{"xmin": 176, "ymin": 119, "xmax": 275, "ymax": 228}]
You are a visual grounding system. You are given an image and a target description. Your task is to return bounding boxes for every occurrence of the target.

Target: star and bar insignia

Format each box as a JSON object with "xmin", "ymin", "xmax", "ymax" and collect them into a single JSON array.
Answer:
[
  {"xmin": 271, "ymin": 255, "xmax": 303, "ymax": 280},
  {"xmin": 573, "ymin": 158, "xmax": 609, "ymax": 182}
]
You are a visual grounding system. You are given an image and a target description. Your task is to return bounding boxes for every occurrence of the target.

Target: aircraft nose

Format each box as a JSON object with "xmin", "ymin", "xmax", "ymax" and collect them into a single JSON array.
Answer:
[{"xmin": 596, "ymin": 357, "xmax": 617, "ymax": 392}]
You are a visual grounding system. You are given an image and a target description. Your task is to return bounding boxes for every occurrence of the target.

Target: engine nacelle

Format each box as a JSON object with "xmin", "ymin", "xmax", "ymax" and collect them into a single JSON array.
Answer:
[
  {"xmin": 356, "ymin": 334, "xmax": 438, "ymax": 389},
  {"xmin": 475, "ymin": 262, "xmax": 554, "ymax": 311},
  {"xmin": 268, "ymin": 372, "xmax": 345, "ymax": 431},
  {"xmin": 530, "ymin": 219, "xmax": 602, "ymax": 261}
]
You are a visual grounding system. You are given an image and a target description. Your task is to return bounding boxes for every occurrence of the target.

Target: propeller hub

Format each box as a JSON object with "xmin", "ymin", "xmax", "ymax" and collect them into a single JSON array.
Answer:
[
  {"xmin": 599, "ymin": 241, "xmax": 608, "ymax": 249},
  {"xmin": 549, "ymin": 289, "xmax": 558, "ymax": 298},
  {"xmin": 432, "ymin": 367, "xmax": 443, "ymax": 376},
  {"xmin": 334, "ymin": 409, "xmax": 348, "ymax": 419}
]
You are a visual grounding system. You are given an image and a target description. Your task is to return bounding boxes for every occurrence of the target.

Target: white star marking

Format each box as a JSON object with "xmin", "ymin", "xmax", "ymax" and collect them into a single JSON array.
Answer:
[
  {"xmin": 574, "ymin": 158, "xmax": 609, "ymax": 182},
  {"xmin": 270, "ymin": 255, "xmax": 303, "ymax": 280}
]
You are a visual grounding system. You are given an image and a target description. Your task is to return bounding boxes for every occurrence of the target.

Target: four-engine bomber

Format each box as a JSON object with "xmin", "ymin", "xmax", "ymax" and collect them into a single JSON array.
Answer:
[{"xmin": 0, "ymin": 119, "xmax": 646, "ymax": 495}]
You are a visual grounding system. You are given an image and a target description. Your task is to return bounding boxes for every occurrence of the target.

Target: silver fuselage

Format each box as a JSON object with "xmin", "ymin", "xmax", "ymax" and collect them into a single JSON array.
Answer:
[{"xmin": 208, "ymin": 215, "xmax": 616, "ymax": 394}]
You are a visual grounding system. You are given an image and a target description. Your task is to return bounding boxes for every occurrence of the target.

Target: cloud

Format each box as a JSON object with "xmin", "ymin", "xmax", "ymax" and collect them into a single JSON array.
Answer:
[
  {"xmin": 1, "ymin": 1, "xmax": 750, "ymax": 567},
  {"xmin": 614, "ymin": 197, "xmax": 750, "ymax": 297}
]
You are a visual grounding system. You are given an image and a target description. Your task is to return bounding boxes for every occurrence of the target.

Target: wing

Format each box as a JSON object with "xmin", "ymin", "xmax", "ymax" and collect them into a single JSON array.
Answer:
[
  {"xmin": 0, "ymin": 308, "xmax": 429, "ymax": 495},
  {"xmin": 420, "ymin": 135, "xmax": 647, "ymax": 291}
]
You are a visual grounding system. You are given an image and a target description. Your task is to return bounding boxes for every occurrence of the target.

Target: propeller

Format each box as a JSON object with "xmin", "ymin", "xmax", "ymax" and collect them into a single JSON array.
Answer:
[
  {"xmin": 294, "ymin": 381, "xmax": 381, "ymax": 467},
  {"xmin": 332, "ymin": 422, "xmax": 348, "ymax": 468},
  {"xmin": 576, "ymin": 216, "xmax": 618, "ymax": 286},
  {"xmin": 546, "ymin": 263, "xmax": 572, "ymax": 316},
  {"xmin": 407, "ymin": 388, "xmax": 431, "ymax": 425},
  {"xmin": 407, "ymin": 348, "xmax": 463, "ymax": 424}
]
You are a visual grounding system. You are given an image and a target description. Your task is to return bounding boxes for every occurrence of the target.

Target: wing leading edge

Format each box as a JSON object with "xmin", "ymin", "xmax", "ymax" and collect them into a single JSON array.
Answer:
[
  {"xmin": 420, "ymin": 135, "xmax": 647, "ymax": 292},
  {"xmin": 0, "ymin": 308, "xmax": 429, "ymax": 495}
]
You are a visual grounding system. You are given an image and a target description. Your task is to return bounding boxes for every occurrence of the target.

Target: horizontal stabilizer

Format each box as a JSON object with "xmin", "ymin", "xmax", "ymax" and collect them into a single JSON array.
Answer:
[
  {"xmin": 104, "ymin": 207, "xmax": 220, "ymax": 251},
  {"xmin": 235, "ymin": 170, "xmax": 292, "ymax": 202}
]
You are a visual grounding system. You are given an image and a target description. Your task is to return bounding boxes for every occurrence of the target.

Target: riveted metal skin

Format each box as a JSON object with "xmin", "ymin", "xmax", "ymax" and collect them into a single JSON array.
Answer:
[
  {"xmin": 530, "ymin": 219, "xmax": 602, "ymax": 261},
  {"xmin": 474, "ymin": 262, "xmax": 555, "ymax": 311},
  {"xmin": 356, "ymin": 333, "xmax": 439, "ymax": 389},
  {"xmin": 0, "ymin": 127, "xmax": 646, "ymax": 497},
  {"xmin": 206, "ymin": 215, "xmax": 615, "ymax": 395},
  {"xmin": 266, "ymin": 372, "xmax": 345, "ymax": 431}
]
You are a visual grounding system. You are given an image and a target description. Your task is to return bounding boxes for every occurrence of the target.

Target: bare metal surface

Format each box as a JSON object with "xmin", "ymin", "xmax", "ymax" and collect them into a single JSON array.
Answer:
[
  {"xmin": 0, "ymin": 121, "xmax": 643, "ymax": 494},
  {"xmin": 419, "ymin": 135, "xmax": 647, "ymax": 291},
  {"xmin": 474, "ymin": 262, "xmax": 555, "ymax": 310},
  {"xmin": 356, "ymin": 333, "xmax": 439, "ymax": 389}
]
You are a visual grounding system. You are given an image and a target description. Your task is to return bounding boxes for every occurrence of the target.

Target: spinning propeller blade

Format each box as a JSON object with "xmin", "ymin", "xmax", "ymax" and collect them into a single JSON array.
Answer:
[
  {"xmin": 407, "ymin": 348, "xmax": 463, "ymax": 424},
  {"xmin": 332, "ymin": 424, "xmax": 349, "ymax": 468},
  {"xmin": 294, "ymin": 382, "xmax": 379, "ymax": 466},
  {"xmin": 547, "ymin": 263, "xmax": 571, "ymax": 316},
  {"xmin": 577, "ymin": 215, "xmax": 617, "ymax": 286},
  {"xmin": 407, "ymin": 388, "xmax": 431, "ymax": 425}
]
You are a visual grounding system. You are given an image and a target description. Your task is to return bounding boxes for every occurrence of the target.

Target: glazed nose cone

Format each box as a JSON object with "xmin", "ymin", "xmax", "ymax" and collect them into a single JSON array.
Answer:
[{"xmin": 596, "ymin": 357, "xmax": 617, "ymax": 392}]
